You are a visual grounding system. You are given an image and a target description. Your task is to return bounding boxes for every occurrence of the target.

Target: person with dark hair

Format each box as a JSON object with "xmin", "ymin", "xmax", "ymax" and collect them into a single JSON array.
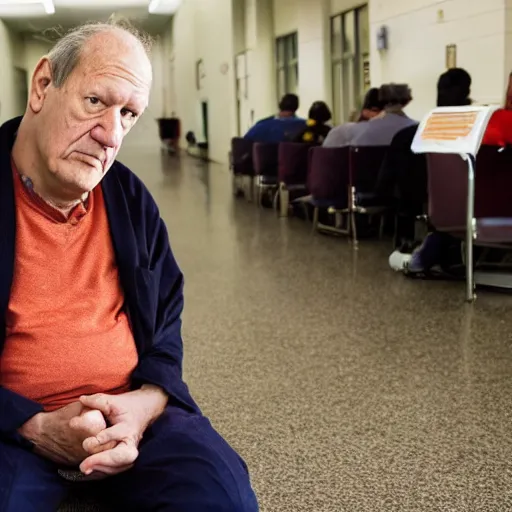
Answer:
[
  {"xmin": 358, "ymin": 87, "xmax": 385, "ymax": 121},
  {"xmin": 244, "ymin": 93, "xmax": 305, "ymax": 143},
  {"xmin": 381, "ymin": 68, "xmax": 472, "ymax": 255},
  {"xmin": 323, "ymin": 87, "xmax": 384, "ymax": 147},
  {"xmin": 278, "ymin": 93, "xmax": 300, "ymax": 116},
  {"xmin": 389, "ymin": 68, "xmax": 512, "ymax": 276},
  {"xmin": 290, "ymin": 101, "xmax": 332, "ymax": 144},
  {"xmin": 350, "ymin": 83, "xmax": 417, "ymax": 146},
  {"xmin": 436, "ymin": 67, "xmax": 472, "ymax": 107}
]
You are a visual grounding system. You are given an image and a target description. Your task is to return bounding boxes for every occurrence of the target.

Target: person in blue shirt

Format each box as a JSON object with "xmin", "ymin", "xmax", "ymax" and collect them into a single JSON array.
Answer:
[{"xmin": 244, "ymin": 94, "xmax": 306, "ymax": 143}]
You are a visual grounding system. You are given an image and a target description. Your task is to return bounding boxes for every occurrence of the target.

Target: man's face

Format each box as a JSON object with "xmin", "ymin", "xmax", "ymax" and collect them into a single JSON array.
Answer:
[{"xmin": 32, "ymin": 31, "xmax": 152, "ymax": 197}]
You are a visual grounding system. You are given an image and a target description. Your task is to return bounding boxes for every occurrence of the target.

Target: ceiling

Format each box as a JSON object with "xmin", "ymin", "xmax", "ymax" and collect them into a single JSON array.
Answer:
[{"xmin": 1, "ymin": 0, "xmax": 175, "ymax": 38}]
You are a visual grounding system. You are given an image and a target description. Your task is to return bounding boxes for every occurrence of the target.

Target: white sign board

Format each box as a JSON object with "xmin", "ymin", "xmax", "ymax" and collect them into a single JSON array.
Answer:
[{"xmin": 411, "ymin": 105, "xmax": 500, "ymax": 156}]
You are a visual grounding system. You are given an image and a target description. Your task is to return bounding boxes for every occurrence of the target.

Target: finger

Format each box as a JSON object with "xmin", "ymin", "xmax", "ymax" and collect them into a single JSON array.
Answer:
[
  {"xmin": 85, "ymin": 440, "xmax": 118, "ymax": 455},
  {"xmin": 84, "ymin": 464, "xmax": 134, "ymax": 477},
  {"xmin": 82, "ymin": 423, "xmax": 131, "ymax": 453},
  {"xmin": 79, "ymin": 443, "xmax": 139, "ymax": 475},
  {"xmin": 79, "ymin": 394, "xmax": 113, "ymax": 416},
  {"xmin": 70, "ymin": 410, "xmax": 106, "ymax": 434}
]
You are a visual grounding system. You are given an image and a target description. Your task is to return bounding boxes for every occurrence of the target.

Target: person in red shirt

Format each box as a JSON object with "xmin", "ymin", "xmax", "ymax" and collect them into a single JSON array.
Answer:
[{"xmin": 482, "ymin": 72, "xmax": 512, "ymax": 146}]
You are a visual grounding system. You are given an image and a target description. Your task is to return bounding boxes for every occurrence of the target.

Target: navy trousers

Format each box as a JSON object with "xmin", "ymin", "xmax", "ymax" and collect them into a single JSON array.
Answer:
[{"xmin": 0, "ymin": 406, "xmax": 258, "ymax": 512}]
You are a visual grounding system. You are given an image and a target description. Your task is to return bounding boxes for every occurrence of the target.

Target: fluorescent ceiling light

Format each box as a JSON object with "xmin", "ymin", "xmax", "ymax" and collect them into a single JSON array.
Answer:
[
  {"xmin": 0, "ymin": 0, "xmax": 54, "ymax": 14},
  {"xmin": 56, "ymin": 0, "xmax": 146, "ymax": 6},
  {"xmin": 149, "ymin": 0, "xmax": 181, "ymax": 15},
  {"xmin": 42, "ymin": 0, "xmax": 54, "ymax": 13}
]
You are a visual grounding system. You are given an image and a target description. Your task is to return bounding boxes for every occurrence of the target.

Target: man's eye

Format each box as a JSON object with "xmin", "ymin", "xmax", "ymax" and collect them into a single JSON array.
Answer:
[
  {"xmin": 88, "ymin": 97, "xmax": 100, "ymax": 105},
  {"xmin": 121, "ymin": 108, "xmax": 137, "ymax": 119}
]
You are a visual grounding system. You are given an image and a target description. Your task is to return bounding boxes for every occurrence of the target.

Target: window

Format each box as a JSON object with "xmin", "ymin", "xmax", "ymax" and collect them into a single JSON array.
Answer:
[
  {"xmin": 331, "ymin": 5, "xmax": 370, "ymax": 124},
  {"xmin": 276, "ymin": 32, "xmax": 298, "ymax": 101}
]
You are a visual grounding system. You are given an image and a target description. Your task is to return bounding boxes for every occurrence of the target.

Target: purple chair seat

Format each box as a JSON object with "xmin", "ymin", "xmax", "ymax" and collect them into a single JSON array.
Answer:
[
  {"xmin": 476, "ymin": 218, "xmax": 512, "ymax": 244},
  {"xmin": 354, "ymin": 192, "xmax": 382, "ymax": 207}
]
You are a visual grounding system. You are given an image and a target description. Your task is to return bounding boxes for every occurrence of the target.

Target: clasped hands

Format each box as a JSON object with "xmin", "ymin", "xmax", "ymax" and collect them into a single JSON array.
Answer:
[{"xmin": 19, "ymin": 385, "xmax": 167, "ymax": 478}]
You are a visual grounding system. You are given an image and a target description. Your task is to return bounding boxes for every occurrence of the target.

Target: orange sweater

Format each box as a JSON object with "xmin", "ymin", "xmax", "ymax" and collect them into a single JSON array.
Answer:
[{"xmin": 0, "ymin": 169, "xmax": 138, "ymax": 411}]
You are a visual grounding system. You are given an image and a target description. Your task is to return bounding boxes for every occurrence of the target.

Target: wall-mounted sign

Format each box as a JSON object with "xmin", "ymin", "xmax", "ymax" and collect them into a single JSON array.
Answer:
[
  {"xmin": 446, "ymin": 44, "xmax": 457, "ymax": 69},
  {"xmin": 196, "ymin": 59, "xmax": 205, "ymax": 91},
  {"xmin": 362, "ymin": 56, "xmax": 370, "ymax": 89}
]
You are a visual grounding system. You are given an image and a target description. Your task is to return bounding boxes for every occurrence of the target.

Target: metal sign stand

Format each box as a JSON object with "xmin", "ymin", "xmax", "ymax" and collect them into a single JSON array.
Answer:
[{"xmin": 411, "ymin": 105, "xmax": 499, "ymax": 302}]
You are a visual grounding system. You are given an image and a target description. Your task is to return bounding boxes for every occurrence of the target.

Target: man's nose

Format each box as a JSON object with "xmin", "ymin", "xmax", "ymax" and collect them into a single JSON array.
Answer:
[{"xmin": 90, "ymin": 111, "xmax": 124, "ymax": 148}]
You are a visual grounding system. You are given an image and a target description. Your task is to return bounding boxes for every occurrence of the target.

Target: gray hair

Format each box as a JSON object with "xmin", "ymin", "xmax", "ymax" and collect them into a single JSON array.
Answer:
[
  {"xmin": 46, "ymin": 19, "xmax": 153, "ymax": 88},
  {"xmin": 379, "ymin": 83, "xmax": 413, "ymax": 107}
]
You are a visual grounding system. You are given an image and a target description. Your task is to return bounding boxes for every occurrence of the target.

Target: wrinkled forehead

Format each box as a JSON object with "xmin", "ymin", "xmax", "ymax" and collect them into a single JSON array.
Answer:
[{"xmin": 74, "ymin": 30, "xmax": 153, "ymax": 88}]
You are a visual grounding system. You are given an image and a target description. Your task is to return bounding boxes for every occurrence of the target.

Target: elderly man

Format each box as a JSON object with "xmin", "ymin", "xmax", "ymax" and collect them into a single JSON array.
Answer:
[{"xmin": 0, "ymin": 22, "xmax": 258, "ymax": 512}]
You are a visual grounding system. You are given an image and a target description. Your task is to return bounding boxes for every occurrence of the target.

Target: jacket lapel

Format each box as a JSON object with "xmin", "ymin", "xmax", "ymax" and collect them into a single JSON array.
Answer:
[
  {"xmin": 0, "ymin": 118, "xmax": 21, "ymax": 326},
  {"xmin": 101, "ymin": 165, "xmax": 139, "ymax": 305}
]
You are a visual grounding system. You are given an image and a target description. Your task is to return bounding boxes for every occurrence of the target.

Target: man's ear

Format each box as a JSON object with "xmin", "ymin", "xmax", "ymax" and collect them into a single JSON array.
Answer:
[{"xmin": 29, "ymin": 58, "xmax": 53, "ymax": 113}]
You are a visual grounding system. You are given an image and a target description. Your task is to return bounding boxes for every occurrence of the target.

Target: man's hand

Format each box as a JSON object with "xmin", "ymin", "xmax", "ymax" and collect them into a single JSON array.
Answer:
[
  {"xmin": 18, "ymin": 402, "xmax": 116, "ymax": 467},
  {"xmin": 79, "ymin": 385, "xmax": 168, "ymax": 476}
]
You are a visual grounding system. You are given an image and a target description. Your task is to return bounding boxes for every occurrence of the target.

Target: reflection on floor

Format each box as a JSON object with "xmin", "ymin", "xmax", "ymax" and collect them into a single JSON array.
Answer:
[{"xmin": 120, "ymin": 146, "xmax": 512, "ymax": 512}]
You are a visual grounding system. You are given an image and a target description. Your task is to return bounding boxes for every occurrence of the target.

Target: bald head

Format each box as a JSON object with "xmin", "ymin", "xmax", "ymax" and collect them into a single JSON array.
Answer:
[{"xmin": 47, "ymin": 22, "xmax": 153, "ymax": 88}]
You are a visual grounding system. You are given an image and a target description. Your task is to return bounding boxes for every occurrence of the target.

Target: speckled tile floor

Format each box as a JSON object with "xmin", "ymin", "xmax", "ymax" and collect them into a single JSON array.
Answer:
[{"xmin": 119, "ymin": 145, "xmax": 512, "ymax": 512}]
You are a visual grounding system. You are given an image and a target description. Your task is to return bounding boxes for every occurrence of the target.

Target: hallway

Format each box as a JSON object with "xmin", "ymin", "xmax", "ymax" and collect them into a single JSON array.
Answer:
[{"xmin": 120, "ymin": 145, "xmax": 512, "ymax": 512}]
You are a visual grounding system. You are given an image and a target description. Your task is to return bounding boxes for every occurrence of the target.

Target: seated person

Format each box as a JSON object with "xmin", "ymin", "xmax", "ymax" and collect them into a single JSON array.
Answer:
[
  {"xmin": 350, "ymin": 83, "xmax": 417, "ymax": 146},
  {"xmin": 323, "ymin": 87, "xmax": 383, "ymax": 147},
  {"xmin": 0, "ymin": 22, "xmax": 258, "ymax": 511},
  {"xmin": 483, "ymin": 71, "xmax": 512, "ymax": 147},
  {"xmin": 381, "ymin": 68, "xmax": 472, "ymax": 250},
  {"xmin": 390, "ymin": 71, "xmax": 512, "ymax": 276},
  {"xmin": 244, "ymin": 93, "xmax": 305, "ymax": 143},
  {"xmin": 289, "ymin": 101, "xmax": 332, "ymax": 144}
]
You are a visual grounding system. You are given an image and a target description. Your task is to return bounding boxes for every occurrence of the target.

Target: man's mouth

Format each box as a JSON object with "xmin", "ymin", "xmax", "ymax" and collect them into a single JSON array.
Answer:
[{"xmin": 75, "ymin": 151, "xmax": 106, "ymax": 168}]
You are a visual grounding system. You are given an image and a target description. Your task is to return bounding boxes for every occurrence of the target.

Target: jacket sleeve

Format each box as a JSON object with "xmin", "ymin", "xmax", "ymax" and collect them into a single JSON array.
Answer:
[
  {"xmin": 130, "ymin": 207, "xmax": 198, "ymax": 414},
  {"xmin": 0, "ymin": 386, "xmax": 44, "ymax": 444}
]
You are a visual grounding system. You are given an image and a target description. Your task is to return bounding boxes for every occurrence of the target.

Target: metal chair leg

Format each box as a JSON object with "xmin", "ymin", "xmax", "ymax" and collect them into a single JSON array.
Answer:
[
  {"xmin": 350, "ymin": 211, "xmax": 358, "ymax": 246},
  {"xmin": 232, "ymin": 174, "xmax": 238, "ymax": 196},
  {"xmin": 273, "ymin": 189, "xmax": 280, "ymax": 212},
  {"xmin": 312, "ymin": 207, "xmax": 319, "ymax": 233},
  {"xmin": 379, "ymin": 214, "xmax": 385, "ymax": 239},
  {"xmin": 279, "ymin": 185, "xmax": 289, "ymax": 217}
]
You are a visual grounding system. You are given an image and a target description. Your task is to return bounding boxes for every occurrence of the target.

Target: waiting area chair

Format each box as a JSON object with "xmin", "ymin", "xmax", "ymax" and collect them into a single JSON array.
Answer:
[
  {"xmin": 252, "ymin": 142, "xmax": 279, "ymax": 207},
  {"xmin": 301, "ymin": 146, "xmax": 352, "ymax": 236},
  {"xmin": 427, "ymin": 145, "xmax": 512, "ymax": 298},
  {"xmin": 230, "ymin": 137, "xmax": 254, "ymax": 200},
  {"xmin": 276, "ymin": 142, "xmax": 314, "ymax": 216}
]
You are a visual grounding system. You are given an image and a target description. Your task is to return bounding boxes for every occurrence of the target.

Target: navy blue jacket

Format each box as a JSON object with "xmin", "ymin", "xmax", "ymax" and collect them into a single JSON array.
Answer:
[{"xmin": 0, "ymin": 117, "xmax": 199, "ymax": 442}]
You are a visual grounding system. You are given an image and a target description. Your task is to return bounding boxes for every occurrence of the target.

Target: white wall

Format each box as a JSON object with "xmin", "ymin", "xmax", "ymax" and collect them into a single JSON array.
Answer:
[
  {"xmin": 171, "ymin": 0, "xmax": 237, "ymax": 163},
  {"xmin": 0, "ymin": 20, "xmax": 25, "ymax": 123},
  {"xmin": 272, "ymin": 0, "xmax": 333, "ymax": 118},
  {"xmin": 273, "ymin": 0, "xmax": 299, "ymax": 37},
  {"xmin": 504, "ymin": 0, "xmax": 512, "ymax": 96},
  {"xmin": 370, "ymin": 0, "xmax": 508, "ymax": 121},
  {"xmin": 167, "ymin": 0, "xmax": 511, "ymax": 163},
  {"xmin": 23, "ymin": 37, "xmax": 51, "ymax": 92},
  {"xmin": 124, "ymin": 35, "xmax": 170, "ymax": 149}
]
